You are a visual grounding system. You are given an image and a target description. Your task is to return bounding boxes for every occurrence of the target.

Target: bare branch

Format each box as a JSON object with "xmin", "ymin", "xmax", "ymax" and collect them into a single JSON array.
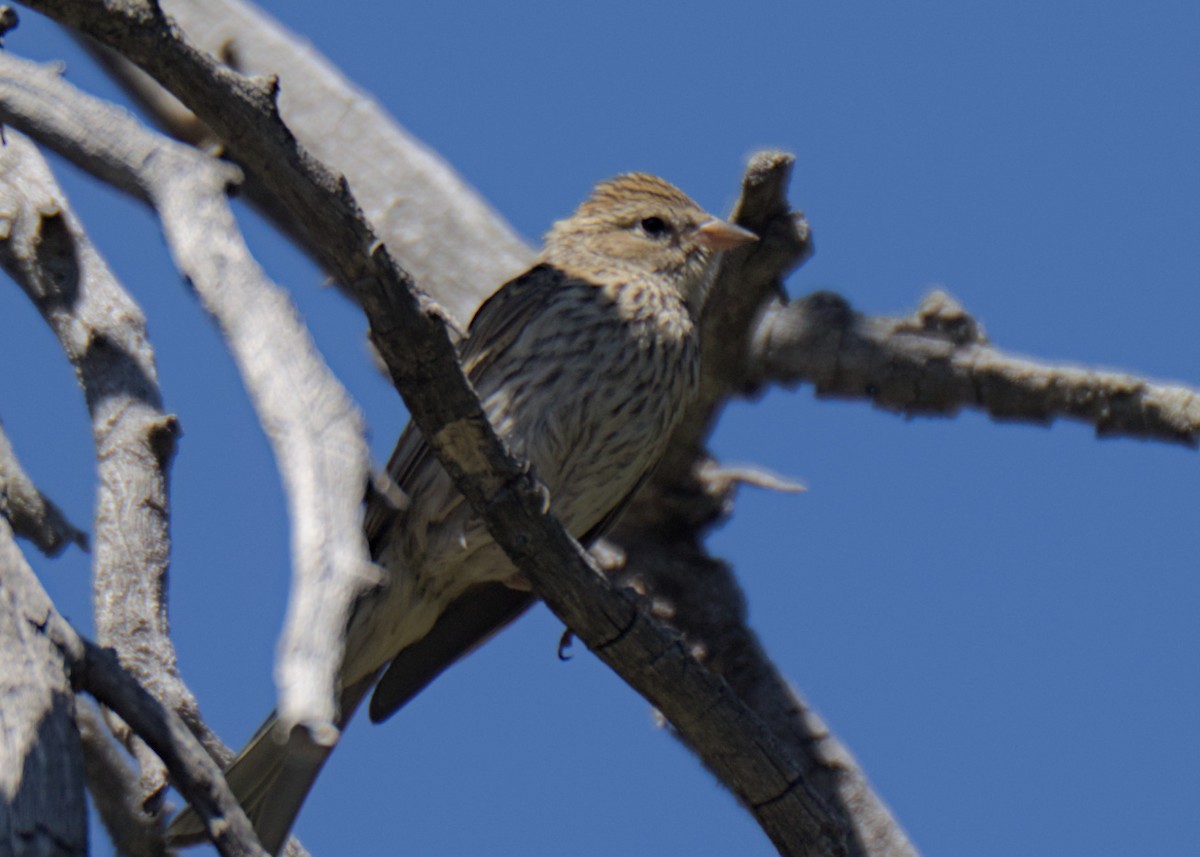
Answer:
[
  {"xmin": 78, "ymin": 639, "xmax": 273, "ymax": 857},
  {"xmin": 752, "ymin": 289, "xmax": 1200, "ymax": 446},
  {"xmin": 40, "ymin": 5, "xmax": 1200, "ymax": 855},
  {"xmin": 88, "ymin": 0, "xmax": 535, "ymax": 327},
  {"xmin": 610, "ymin": 158, "xmax": 917, "ymax": 857},
  {"xmin": 0, "ymin": 514, "xmax": 270, "ymax": 856},
  {"xmin": 0, "ymin": 420, "xmax": 88, "ymax": 557},
  {"xmin": 22, "ymin": 5, "xmax": 852, "ymax": 854},
  {"xmin": 83, "ymin": 31, "xmax": 885, "ymax": 851},
  {"xmin": 0, "ymin": 50, "xmax": 377, "ymax": 753},
  {"xmin": 52, "ymin": 7, "xmax": 927, "ymax": 853},
  {"xmin": 0, "ymin": 518, "xmax": 87, "ymax": 856},
  {"xmin": 75, "ymin": 697, "xmax": 163, "ymax": 857},
  {"xmin": 0, "ymin": 121, "xmax": 189, "ymax": 800}
]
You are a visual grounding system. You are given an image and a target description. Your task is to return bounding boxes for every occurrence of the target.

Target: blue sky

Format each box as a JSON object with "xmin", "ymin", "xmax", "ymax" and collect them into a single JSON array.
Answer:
[{"xmin": 3, "ymin": 2, "xmax": 1199, "ymax": 855}]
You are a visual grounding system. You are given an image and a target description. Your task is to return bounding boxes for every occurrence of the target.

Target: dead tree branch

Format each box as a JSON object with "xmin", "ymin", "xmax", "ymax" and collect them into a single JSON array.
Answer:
[
  {"xmin": 0, "ymin": 420, "xmax": 88, "ymax": 557},
  {"xmin": 0, "ymin": 517, "xmax": 269, "ymax": 857},
  {"xmin": 0, "ymin": 49, "xmax": 376, "ymax": 761},
  {"xmin": 18, "ymin": 3, "xmax": 1195, "ymax": 856},
  {"xmin": 16, "ymin": 3, "xmax": 851, "ymax": 853},
  {"xmin": 0, "ymin": 122, "xmax": 192, "ymax": 806},
  {"xmin": 0, "ymin": 518, "xmax": 87, "ymax": 857},
  {"xmin": 75, "ymin": 697, "xmax": 163, "ymax": 857},
  {"xmin": 85, "ymin": 0, "xmax": 535, "ymax": 327},
  {"xmin": 751, "ymin": 289, "xmax": 1200, "ymax": 445}
]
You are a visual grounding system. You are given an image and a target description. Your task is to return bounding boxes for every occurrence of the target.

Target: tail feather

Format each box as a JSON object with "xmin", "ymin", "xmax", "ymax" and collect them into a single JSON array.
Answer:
[
  {"xmin": 168, "ymin": 582, "xmax": 536, "ymax": 851},
  {"xmin": 167, "ymin": 678, "xmax": 372, "ymax": 855}
]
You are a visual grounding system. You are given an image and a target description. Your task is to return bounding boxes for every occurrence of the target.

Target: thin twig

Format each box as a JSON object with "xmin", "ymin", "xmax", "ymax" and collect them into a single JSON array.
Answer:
[
  {"xmin": 76, "ymin": 697, "xmax": 164, "ymax": 857},
  {"xmin": 79, "ymin": 640, "xmax": 272, "ymax": 857},
  {"xmin": 0, "ymin": 419, "xmax": 88, "ymax": 556}
]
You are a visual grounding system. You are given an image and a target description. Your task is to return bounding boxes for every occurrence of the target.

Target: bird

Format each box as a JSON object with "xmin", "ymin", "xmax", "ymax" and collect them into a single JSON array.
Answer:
[{"xmin": 168, "ymin": 173, "xmax": 757, "ymax": 854}]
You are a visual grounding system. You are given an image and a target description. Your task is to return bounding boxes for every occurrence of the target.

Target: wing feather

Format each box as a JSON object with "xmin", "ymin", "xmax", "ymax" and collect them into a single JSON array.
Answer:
[
  {"xmin": 364, "ymin": 265, "xmax": 652, "ymax": 721},
  {"xmin": 363, "ymin": 264, "xmax": 570, "ymax": 549}
]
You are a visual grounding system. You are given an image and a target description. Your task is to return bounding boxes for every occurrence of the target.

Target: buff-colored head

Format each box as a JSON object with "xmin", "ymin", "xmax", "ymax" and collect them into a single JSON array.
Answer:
[{"xmin": 541, "ymin": 173, "xmax": 756, "ymax": 312}]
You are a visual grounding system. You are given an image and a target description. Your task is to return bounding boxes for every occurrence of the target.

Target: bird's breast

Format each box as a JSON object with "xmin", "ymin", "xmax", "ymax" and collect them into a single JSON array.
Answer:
[
  {"xmin": 486, "ymin": 289, "xmax": 698, "ymax": 538},
  {"xmin": 360, "ymin": 279, "xmax": 700, "ymax": 671}
]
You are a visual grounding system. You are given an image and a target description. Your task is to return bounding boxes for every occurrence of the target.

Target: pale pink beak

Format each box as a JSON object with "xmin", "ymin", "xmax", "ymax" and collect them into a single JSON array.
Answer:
[{"xmin": 695, "ymin": 218, "xmax": 758, "ymax": 251}]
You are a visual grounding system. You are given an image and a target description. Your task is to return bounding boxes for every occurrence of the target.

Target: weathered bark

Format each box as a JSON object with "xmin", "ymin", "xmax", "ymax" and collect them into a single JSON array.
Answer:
[
  {"xmin": 15, "ymin": 3, "xmax": 853, "ymax": 852},
  {"xmin": 0, "ymin": 520, "xmax": 87, "ymax": 857},
  {"xmin": 0, "ymin": 516, "xmax": 270, "ymax": 856},
  {"xmin": 3, "ymin": 3, "xmax": 1195, "ymax": 856}
]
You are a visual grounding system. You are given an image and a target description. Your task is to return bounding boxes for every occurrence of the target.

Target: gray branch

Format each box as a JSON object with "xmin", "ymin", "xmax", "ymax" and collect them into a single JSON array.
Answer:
[
  {"xmin": 77, "ymin": 639, "xmax": 272, "ymax": 857},
  {"xmin": 609, "ymin": 156, "xmax": 917, "ymax": 857},
  {"xmin": 0, "ymin": 420, "xmax": 88, "ymax": 557},
  {"xmin": 83, "ymin": 32, "xmax": 924, "ymax": 855},
  {"xmin": 75, "ymin": 697, "xmax": 163, "ymax": 857},
  {"xmin": 20, "ymin": 3, "xmax": 855, "ymax": 854},
  {"xmin": 0, "ymin": 50, "xmax": 376, "ymax": 753},
  {"xmin": 752, "ymin": 289, "xmax": 1200, "ymax": 445},
  {"xmin": 0, "ymin": 106, "xmax": 316, "ymax": 857},
  {"xmin": 89, "ymin": 0, "xmax": 535, "ymax": 328},
  {"xmin": 0, "ymin": 517, "xmax": 269, "ymax": 857},
  {"xmin": 38, "ymin": 1, "xmax": 1196, "ymax": 855},
  {"xmin": 0, "ymin": 518, "xmax": 87, "ymax": 857},
  {"xmin": 0, "ymin": 121, "xmax": 190, "ymax": 803}
]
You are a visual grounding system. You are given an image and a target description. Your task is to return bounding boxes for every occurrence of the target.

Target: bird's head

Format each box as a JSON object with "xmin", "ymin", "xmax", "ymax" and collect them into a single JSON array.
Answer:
[{"xmin": 541, "ymin": 173, "xmax": 757, "ymax": 313}]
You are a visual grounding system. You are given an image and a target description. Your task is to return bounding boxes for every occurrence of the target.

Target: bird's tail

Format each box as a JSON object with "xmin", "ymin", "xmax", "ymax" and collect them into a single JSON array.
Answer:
[{"xmin": 167, "ymin": 678, "xmax": 372, "ymax": 855}]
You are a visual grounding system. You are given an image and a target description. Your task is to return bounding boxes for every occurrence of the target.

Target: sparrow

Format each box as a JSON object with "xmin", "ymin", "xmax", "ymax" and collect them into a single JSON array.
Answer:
[{"xmin": 169, "ymin": 173, "xmax": 757, "ymax": 853}]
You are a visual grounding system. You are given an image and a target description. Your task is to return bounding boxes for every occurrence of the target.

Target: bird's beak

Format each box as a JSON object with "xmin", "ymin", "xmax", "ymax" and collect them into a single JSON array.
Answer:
[{"xmin": 695, "ymin": 219, "xmax": 758, "ymax": 251}]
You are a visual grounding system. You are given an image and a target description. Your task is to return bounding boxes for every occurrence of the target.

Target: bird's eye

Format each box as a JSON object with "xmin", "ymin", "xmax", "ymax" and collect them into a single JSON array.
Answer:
[{"xmin": 639, "ymin": 216, "xmax": 669, "ymax": 238}]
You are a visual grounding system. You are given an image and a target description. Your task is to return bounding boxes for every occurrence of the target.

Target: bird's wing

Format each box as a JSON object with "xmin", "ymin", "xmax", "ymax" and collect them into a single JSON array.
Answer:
[
  {"xmin": 368, "ymin": 463, "xmax": 651, "ymax": 724},
  {"xmin": 366, "ymin": 466, "xmax": 651, "ymax": 724},
  {"xmin": 363, "ymin": 264, "xmax": 570, "ymax": 550},
  {"xmin": 457, "ymin": 263, "xmax": 568, "ymax": 382},
  {"xmin": 368, "ymin": 582, "xmax": 535, "ymax": 722},
  {"xmin": 363, "ymin": 264, "xmax": 580, "ymax": 721}
]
